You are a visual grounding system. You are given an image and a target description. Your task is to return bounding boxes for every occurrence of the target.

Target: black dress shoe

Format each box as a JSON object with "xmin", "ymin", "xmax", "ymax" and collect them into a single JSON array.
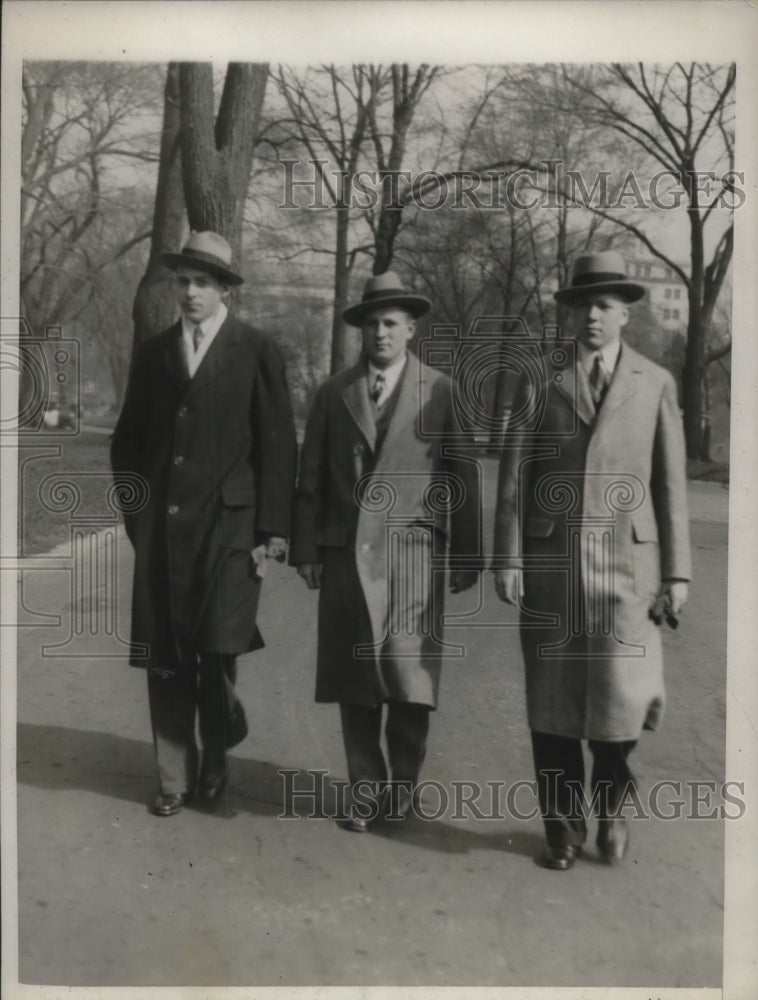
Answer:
[
  {"xmin": 385, "ymin": 783, "xmax": 415, "ymax": 821},
  {"xmin": 153, "ymin": 791, "xmax": 190, "ymax": 817},
  {"xmin": 542, "ymin": 844, "xmax": 583, "ymax": 870},
  {"xmin": 342, "ymin": 815, "xmax": 372, "ymax": 833},
  {"xmin": 596, "ymin": 818, "xmax": 629, "ymax": 863},
  {"xmin": 199, "ymin": 773, "xmax": 227, "ymax": 801}
]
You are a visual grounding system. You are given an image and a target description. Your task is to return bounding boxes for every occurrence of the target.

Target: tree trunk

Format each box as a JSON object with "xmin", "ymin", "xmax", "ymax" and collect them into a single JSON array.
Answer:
[
  {"xmin": 179, "ymin": 62, "xmax": 268, "ymax": 285},
  {"xmin": 330, "ymin": 209, "xmax": 352, "ymax": 373},
  {"xmin": 373, "ymin": 207, "xmax": 402, "ymax": 274},
  {"xmin": 131, "ymin": 63, "xmax": 184, "ymax": 353},
  {"xmin": 681, "ymin": 297, "xmax": 705, "ymax": 460}
]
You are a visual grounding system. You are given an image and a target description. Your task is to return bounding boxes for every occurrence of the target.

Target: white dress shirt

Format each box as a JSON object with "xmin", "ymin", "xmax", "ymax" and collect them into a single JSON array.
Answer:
[
  {"xmin": 578, "ymin": 337, "xmax": 621, "ymax": 378},
  {"xmin": 181, "ymin": 303, "xmax": 228, "ymax": 378},
  {"xmin": 367, "ymin": 353, "xmax": 407, "ymax": 407}
]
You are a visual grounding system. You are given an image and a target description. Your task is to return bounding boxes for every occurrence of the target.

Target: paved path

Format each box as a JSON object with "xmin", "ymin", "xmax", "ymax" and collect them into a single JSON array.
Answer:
[{"xmin": 12, "ymin": 468, "xmax": 732, "ymax": 990}]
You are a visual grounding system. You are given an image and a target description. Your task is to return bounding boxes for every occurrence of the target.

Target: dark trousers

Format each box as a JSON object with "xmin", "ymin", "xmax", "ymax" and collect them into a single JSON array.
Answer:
[
  {"xmin": 531, "ymin": 730, "xmax": 637, "ymax": 848},
  {"xmin": 339, "ymin": 701, "xmax": 430, "ymax": 802},
  {"xmin": 147, "ymin": 653, "xmax": 247, "ymax": 795}
]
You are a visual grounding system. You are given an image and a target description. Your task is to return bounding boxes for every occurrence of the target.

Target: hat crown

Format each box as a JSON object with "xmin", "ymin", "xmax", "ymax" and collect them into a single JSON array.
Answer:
[
  {"xmin": 361, "ymin": 271, "xmax": 408, "ymax": 300},
  {"xmin": 572, "ymin": 250, "xmax": 629, "ymax": 282},
  {"xmin": 181, "ymin": 231, "xmax": 234, "ymax": 267}
]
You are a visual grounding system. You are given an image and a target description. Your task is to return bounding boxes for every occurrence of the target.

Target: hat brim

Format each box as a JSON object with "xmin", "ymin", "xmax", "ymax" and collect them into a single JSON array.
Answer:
[
  {"xmin": 343, "ymin": 294, "xmax": 431, "ymax": 327},
  {"xmin": 554, "ymin": 280, "xmax": 645, "ymax": 305},
  {"xmin": 160, "ymin": 251, "xmax": 244, "ymax": 286}
]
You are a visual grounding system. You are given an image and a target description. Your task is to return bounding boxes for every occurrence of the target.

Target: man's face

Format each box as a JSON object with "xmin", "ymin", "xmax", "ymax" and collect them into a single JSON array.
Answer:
[
  {"xmin": 569, "ymin": 293, "xmax": 629, "ymax": 351},
  {"xmin": 174, "ymin": 266, "xmax": 226, "ymax": 325},
  {"xmin": 360, "ymin": 307, "xmax": 415, "ymax": 369}
]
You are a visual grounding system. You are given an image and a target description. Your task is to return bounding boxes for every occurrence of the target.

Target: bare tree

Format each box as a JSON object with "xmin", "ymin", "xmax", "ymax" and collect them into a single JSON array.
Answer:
[
  {"xmin": 274, "ymin": 64, "xmax": 385, "ymax": 372},
  {"xmin": 20, "ymin": 61, "xmax": 162, "ymax": 413},
  {"xmin": 179, "ymin": 62, "xmax": 269, "ymax": 261},
  {"xmin": 130, "ymin": 61, "xmax": 270, "ymax": 352},
  {"xmin": 366, "ymin": 64, "xmax": 441, "ymax": 273},
  {"xmin": 560, "ymin": 62, "xmax": 736, "ymax": 459},
  {"xmin": 131, "ymin": 63, "xmax": 185, "ymax": 352}
]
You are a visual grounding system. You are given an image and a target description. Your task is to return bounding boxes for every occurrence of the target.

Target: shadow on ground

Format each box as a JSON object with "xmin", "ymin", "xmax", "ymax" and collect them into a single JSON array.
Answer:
[{"xmin": 17, "ymin": 722, "xmax": 543, "ymax": 858}]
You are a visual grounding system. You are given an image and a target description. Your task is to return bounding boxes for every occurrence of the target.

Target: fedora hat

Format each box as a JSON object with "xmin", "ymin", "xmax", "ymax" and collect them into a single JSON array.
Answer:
[
  {"xmin": 343, "ymin": 271, "xmax": 431, "ymax": 327},
  {"xmin": 554, "ymin": 250, "xmax": 645, "ymax": 304},
  {"xmin": 160, "ymin": 231, "xmax": 244, "ymax": 286}
]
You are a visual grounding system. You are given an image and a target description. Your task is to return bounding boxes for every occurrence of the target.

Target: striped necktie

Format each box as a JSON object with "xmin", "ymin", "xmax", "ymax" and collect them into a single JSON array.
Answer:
[
  {"xmin": 589, "ymin": 352, "xmax": 610, "ymax": 408},
  {"xmin": 370, "ymin": 372, "xmax": 386, "ymax": 405}
]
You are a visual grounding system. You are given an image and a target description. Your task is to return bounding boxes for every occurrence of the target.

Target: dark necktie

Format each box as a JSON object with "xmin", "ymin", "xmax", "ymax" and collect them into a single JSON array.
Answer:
[
  {"xmin": 192, "ymin": 325, "xmax": 204, "ymax": 352},
  {"xmin": 370, "ymin": 372, "xmax": 386, "ymax": 405},
  {"xmin": 590, "ymin": 352, "xmax": 610, "ymax": 408}
]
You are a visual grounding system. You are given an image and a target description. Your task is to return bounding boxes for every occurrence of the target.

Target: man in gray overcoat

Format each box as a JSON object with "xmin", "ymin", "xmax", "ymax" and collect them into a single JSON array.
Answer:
[
  {"xmin": 111, "ymin": 231, "xmax": 297, "ymax": 816},
  {"xmin": 291, "ymin": 272, "xmax": 482, "ymax": 831},
  {"xmin": 493, "ymin": 250, "xmax": 691, "ymax": 869}
]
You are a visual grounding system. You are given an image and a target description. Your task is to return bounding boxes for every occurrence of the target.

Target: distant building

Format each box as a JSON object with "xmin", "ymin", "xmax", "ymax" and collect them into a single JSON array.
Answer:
[{"xmin": 627, "ymin": 255, "xmax": 688, "ymax": 330}]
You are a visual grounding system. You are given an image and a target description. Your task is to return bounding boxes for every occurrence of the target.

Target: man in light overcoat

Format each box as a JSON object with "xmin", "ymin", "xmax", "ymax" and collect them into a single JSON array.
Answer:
[
  {"xmin": 493, "ymin": 250, "xmax": 691, "ymax": 869},
  {"xmin": 291, "ymin": 272, "xmax": 483, "ymax": 831},
  {"xmin": 111, "ymin": 231, "xmax": 297, "ymax": 817}
]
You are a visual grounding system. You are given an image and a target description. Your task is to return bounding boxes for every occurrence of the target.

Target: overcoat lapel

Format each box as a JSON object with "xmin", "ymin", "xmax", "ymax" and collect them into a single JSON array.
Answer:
[
  {"xmin": 183, "ymin": 317, "xmax": 244, "ymax": 400},
  {"xmin": 161, "ymin": 322, "xmax": 190, "ymax": 389},
  {"xmin": 594, "ymin": 343, "xmax": 642, "ymax": 425},
  {"xmin": 341, "ymin": 361, "xmax": 377, "ymax": 453},
  {"xmin": 375, "ymin": 352, "xmax": 421, "ymax": 468},
  {"xmin": 553, "ymin": 353, "xmax": 595, "ymax": 427}
]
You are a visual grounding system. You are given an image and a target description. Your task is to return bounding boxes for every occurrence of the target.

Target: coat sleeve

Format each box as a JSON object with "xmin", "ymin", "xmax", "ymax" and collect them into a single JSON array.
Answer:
[
  {"xmin": 652, "ymin": 372, "xmax": 692, "ymax": 581},
  {"xmin": 251, "ymin": 335, "xmax": 298, "ymax": 541},
  {"xmin": 289, "ymin": 383, "xmax": 329, "ymax": 566},
  {"xmin": 110, "ymin": 342, "xmax": 152, "ymax": 544},
  {"xmin": 443, "ymin": 381, "xmax": 484, "ymax": 569},
  {"xmin": 492, "ymin": 372, "xmax": 533, "ymax": 570}
]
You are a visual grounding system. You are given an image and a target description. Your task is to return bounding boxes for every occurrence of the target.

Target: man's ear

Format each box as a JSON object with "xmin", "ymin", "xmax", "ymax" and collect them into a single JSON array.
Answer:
[{"xmin": 619, "ymin": 305, "xmax": 629, "ymax": 329}]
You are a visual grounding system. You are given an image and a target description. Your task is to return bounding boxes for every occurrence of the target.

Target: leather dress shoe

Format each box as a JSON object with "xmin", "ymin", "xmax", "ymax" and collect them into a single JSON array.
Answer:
[
  {"xmin": 385, "ymin": 784, "xmax": 415, "ymax": 821},
  {"xmin": 596, "ymin": 817, "xmax": 629, "ymax": 863},
  {"xmin": 342, "ymin": 814, "xmax": 372, "ymax": 833},
  {"xmin": 199, "ymin": 773, "xmax": 228, "ymax": 801},
  {"xmin": 153, "ymin": 791, "xmax": 191, "ymax": 817},
  {"xmin": 542, "ymin": 844, "xmax": 583, "ymax": 870}
]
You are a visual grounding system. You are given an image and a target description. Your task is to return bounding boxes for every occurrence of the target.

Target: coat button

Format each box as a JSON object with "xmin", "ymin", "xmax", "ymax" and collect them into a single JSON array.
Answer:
[
  {"xmin": 173, "ymin": 455, "xmax": 184, "ymax": 466},
  {"xmin": 167, "ymin": 504, "xmax": 179, "ymax": 515},
  {"xmin": 177, "ymin": 406, "xmax": 188, "ymax": 417},
  {"xmin": 361, "ymin": 542, "xmax": 370, "ymax": 553}
]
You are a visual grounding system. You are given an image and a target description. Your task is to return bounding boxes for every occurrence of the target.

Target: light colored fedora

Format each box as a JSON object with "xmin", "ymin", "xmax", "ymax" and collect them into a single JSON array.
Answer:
[
  {"xmin": 343, "ymin": 271, "xmax": 431, "ymax": 327},
  {"xmin": 554, "ymin": 250, "xmax": 645, "ymax": 304},
  {"xmin": 160, "ymin": 231, "xmax": 244, "ymax": 286}
]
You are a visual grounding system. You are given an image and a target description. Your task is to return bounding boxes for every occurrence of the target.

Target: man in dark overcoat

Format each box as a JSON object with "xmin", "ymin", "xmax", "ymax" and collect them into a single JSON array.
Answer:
[
  {"xmin": 493, "ymin": 250, "xmax": 691, "ymax": 869},
  {"xmin": 111, "ymin": 231, "xmax": 297, "ymax": 816},
  {"xmin": 291, "ymin": 272, "xmax": 483, "ymax": 831}
]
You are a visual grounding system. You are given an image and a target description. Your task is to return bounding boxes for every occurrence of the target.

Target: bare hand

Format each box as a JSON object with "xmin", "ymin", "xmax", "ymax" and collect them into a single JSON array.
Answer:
[
  {"xmin": 494, "ymin": 569, "xmax": 523, "ymax": 605},
  {"xmin": 297, "ymin": 563, "xmax": 322, "ymax": 589},
  {"xmin": 450, "ymin": 569, "xmax": 479, "ymax": 593},
  {"xmin": 660, "ymin": 580, "xmax": 688, "ymax": 615}
]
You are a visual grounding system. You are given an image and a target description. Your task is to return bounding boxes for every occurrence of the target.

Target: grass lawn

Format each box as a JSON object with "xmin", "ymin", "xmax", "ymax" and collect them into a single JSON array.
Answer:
[{"xmin": 18, "ymin": 431, "xmax": 114, "ymax": 556}]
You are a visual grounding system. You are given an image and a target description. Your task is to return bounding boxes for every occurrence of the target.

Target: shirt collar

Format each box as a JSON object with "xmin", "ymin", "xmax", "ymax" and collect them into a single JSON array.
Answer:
[
  {"xmin": 367, "ymin": 352, "xmax": 407, "ymax": 395},
  {"xmin": 181, "ymin": 303, "xmax": 228, "ymax": 342},
  {"xmin": 579, "ymin": 337, "xmax": 621, "ymax": 375}
]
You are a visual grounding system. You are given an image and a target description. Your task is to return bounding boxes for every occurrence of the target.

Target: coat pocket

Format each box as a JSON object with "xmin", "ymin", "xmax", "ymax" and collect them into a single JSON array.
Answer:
[
  {"xmin": 524, "ymin": 515, "xmax": 555, "ymax": 538},
  {"xmin": 217, "ymin": 487, "xmax": 256, "ymax": 551},
  {"xmin": 631, "ymin": 511, "xmax": 659, "ymax": 544},
  {"xmin": 631, "ymin": 512, "xmax": 660, "ymax": 598}
]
